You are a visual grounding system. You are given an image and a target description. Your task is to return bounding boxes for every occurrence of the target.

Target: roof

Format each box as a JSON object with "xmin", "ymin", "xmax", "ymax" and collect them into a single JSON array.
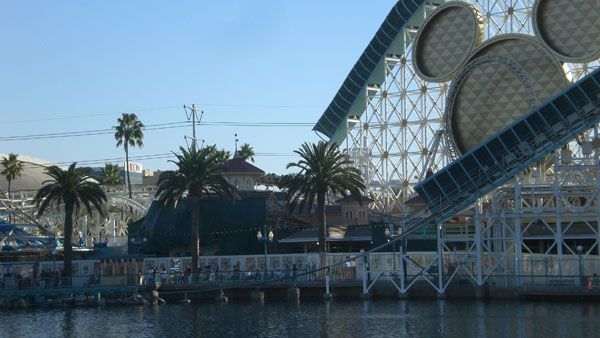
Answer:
[
  {"xmin": 0, "ymin": 154, "xmax": 57, "ymax": 192},
  {"xmin": 278, "ymin": 225, "xmax": 372, "ymax": 244},
  {"xmin": 221, "ymin": 158, "xmax": 265, "ymax": 175},
  {"xmin": 404, "ymin": 194, "xmax": 425, "ymax": 205},
  {"xmin": 0, "ymin": 221, "xmax": 54, "ymax": 249},
  {"xmin": 313, "ymin": 0, "xmax": 426, "ymax": 143}
]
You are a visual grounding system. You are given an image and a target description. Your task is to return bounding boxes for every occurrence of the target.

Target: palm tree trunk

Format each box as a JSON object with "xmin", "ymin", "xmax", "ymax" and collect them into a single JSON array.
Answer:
[
  {"xmin": 63, "ymin": 202, "xmax": 74, "ymax": 284},
  {"xmin": 317, "ymin": 192, "xmax": 327, "ymax": 268},
  {"xmin": 125, "ymin": 144, "xmax": 132, "ymax": 199},
  {"xmin": 190, "ymin": 196, "xmax": 201, "ymax": 273}
]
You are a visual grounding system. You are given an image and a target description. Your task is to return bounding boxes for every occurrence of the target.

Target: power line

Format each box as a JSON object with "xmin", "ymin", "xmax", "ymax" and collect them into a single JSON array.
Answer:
[
  {"xmin": 0, "ymin": 105, "xmax": 181, "ymax": 125},
  {"xmin": 0, "ymin": 103, "xmax": 322, "ymax": 125},
  {"xmin": 199, "ymin": 121, "xmax": 313, "ymax": 127},
  {"xmin": 0, "ymin": 121, "xmax": 314, "ymax": 142},
  {"xmin": 0, "ymin": 121, "xmax": 190, "ymax": 141},
  {"xmin": 18, "ymin": 152, "xmax": 297, "ymax": 169}
]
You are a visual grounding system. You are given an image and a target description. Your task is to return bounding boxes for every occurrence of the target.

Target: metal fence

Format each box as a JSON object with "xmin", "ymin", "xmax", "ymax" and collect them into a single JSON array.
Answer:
[{"xmin": 2, "ymin": 253, "xmax": 600, "ymax": 292}]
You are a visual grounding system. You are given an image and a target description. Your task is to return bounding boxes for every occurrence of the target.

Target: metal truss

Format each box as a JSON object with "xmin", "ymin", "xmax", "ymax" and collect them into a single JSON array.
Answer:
[
  {"xmin": 344, "ymin": 0, "xmax": 600, "ymax": 294},
  {"xmin": 0, "ymin": 189, "xmax": 150, "ymax": 246},
  {"xmin": 346, "ymin": 0, "xmax": 599, "ymax": 215}
]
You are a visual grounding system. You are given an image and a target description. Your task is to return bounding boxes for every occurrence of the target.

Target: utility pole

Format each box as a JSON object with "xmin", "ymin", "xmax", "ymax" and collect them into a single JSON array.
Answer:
[{"xmin": 183, "ymin": 104, "xmax": 203, "ymax": 151}]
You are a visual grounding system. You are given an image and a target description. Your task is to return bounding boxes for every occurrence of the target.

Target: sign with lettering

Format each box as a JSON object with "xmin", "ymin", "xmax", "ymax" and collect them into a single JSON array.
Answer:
[{"xmin": 126, "ymin": 162, "xmax": 143, "ymax": 173}]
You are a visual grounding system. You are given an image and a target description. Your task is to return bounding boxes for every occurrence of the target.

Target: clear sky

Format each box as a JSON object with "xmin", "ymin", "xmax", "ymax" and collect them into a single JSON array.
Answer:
[{"xmin": 0, "ymin": 0, "xmax": 396, "ymax": 175}]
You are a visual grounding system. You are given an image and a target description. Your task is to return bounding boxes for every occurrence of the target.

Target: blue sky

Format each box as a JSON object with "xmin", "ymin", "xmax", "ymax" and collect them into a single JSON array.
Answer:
[{"xmin": 0, "ymin": 0, "xmax": 396, "ymax": 174}]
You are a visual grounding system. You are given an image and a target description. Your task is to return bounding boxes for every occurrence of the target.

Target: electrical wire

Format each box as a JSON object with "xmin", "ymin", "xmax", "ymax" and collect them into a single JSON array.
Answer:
[
  {"xmin": 0, "ymin": 103, "xmax": 322, "ymax": 126},
  {"xmin": 16, "ymin": 152, "xmax": 297, "ymax": 169},
  {"xmin": 0, "ymin": 121, "xmax": 314, "ymax": 142},
  {"xmin": 0, "ymin": 121, "xmax": 190, "ymax": 142}
]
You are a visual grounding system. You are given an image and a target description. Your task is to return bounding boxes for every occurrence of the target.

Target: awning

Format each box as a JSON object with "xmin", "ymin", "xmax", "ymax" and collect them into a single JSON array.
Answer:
[{"xmin": 278, "ymin": 225, "xmax": 372, "ymax": 244}]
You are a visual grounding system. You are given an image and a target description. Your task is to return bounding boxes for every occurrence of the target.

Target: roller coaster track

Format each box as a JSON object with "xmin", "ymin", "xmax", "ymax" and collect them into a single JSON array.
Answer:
[
  {"xmin": 0, "ymin": 187, "xmax": 51, "ymax": 235},
  {"xmin": 107, "ymin": 195, "xmax": 149, "ymax": 215},
  {"xmin": 402, "ymin": 68, "xmax": 600, "ymax": 237}
]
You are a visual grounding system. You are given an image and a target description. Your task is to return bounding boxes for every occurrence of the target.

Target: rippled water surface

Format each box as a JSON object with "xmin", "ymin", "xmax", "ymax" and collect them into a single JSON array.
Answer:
[{"xmin": 1, "ymin": 300, "xmax": 599, "ymax": 337}]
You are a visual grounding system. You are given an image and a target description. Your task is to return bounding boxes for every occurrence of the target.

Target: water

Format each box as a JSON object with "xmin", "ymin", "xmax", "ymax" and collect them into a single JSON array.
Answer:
[{"xmin": 1, "ymin": 300, "xmax": 599, "ymax": 337}]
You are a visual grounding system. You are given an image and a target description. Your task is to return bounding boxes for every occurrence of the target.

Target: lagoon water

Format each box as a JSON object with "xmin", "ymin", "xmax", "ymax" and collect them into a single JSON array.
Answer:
[{"xmin": 1, "ymin": 300, "xmax": 599, "ymax": 337}]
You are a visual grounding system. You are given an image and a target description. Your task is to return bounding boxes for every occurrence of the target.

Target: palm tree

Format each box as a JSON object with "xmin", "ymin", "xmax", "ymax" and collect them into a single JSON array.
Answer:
[
  {"xmin": 33, "ymin": 163, "xmax": 107, "ymax": 279},
  {"xmin": 285, "ymin": 141, "xmax": 365, "ymax": 265},
  {"xmin": 155, "ymin": 146, "xmax": 237, "ymax": 273},
  {"xmin": 1, "ymin": 153, "xmax": 24, "ymax": 223},
  {"xmin": 114, "ymin": 113, "xmax": 144, "ymax": 199},
  {"xmin": 238, "ymin": 143, "xmax": 255, "ymax": 162},
  {"xmin": 100, "ymin": 163, "xmax": 123, "ymax": 185}
]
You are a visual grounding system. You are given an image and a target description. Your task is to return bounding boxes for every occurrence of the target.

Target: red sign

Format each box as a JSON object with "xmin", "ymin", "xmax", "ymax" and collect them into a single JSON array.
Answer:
[{"xmin": 126, "ymin": 162, "xmax": 142, "ymax": 173}]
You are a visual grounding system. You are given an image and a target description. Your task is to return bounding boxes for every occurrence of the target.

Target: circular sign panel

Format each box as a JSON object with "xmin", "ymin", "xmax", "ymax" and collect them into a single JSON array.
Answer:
[
  {"xmin": 533, "ymin": 0, "xmax": 600, "ymax": 62},
  {"xmin": 446, "ymin": 34, "xmax": 568, "ymax": 154},
  {"xmin": 412, "ymin": 2, "xmax": 483, "ymax": 83}
]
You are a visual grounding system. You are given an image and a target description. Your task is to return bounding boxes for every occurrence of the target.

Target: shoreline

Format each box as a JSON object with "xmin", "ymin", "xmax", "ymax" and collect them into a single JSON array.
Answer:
[{"xmin": 4, "ymin": 280, "xmax": 600, "ymax": 311}]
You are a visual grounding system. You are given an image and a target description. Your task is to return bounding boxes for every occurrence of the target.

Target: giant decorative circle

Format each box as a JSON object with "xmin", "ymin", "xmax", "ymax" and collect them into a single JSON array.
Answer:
[
  {"xmin": 533, "ymin": 0, "xmax": 600, "ymax": 62},
  {"xmin": 446, "ymin": 34, "xmax": 568, "ymax": 154},
  {"xmin": 412, "ymin": 2, "xmax": 483, "ymax": 83}
]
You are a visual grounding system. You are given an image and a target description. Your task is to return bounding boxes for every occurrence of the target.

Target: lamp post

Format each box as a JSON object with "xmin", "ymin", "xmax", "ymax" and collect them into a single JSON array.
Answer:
[
  {"xmin": 257, "ymin": 225, "xmax": 274, "ymax": 280},
  {"xmin": 577, "ymin": 245, "xmax": 584, "ymax": 287}
]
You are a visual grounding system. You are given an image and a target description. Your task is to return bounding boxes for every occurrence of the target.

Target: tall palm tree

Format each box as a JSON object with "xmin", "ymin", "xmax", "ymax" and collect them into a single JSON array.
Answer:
[
  {"xmin": 238, "ymin": 143, "xmax": 255, "ymax": 162},
  {"xmin": 114, "ymin": 113, "xmax": 144, "ymax": 199},
  {"xmin": 1, "ymin": 153, "xmax": 24, "ymax": 223},
  {"xmin": 285, "ymin": 141, "xmax": 365, "ymax": 265},
  {"xmin": 155, "ymin": 146, "xmax": 237, "ymax": 272},
  {"xmin": 33, "ymin": 163, "xmax": 106, "ymax": 278},
  {"xmin": 100, "ymin": 163, "xmax": 123, "ymax": 185}
]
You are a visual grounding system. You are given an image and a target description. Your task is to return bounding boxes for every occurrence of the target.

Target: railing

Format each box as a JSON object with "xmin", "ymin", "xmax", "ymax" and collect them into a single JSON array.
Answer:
[
  {"xmin": 0, "ymin": 273, "xmax": 140, "ymax": 291},
  {"xmin": 3, "ymin": 253, "xmax": 600, "ymax": 294}
]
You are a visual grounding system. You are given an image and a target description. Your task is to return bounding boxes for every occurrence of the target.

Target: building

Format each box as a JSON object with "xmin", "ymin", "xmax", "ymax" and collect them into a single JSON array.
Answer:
[{"xmin": 220, "ymin": 155, "xmax": 265, "ymax": 191}]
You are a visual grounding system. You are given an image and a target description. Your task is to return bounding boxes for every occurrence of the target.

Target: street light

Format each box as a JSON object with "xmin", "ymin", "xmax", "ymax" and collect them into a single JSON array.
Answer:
[
  {"xmin": 257, "ymin": 225, "xmax": 274, "ymax": 279},
  {"xmin": 577, "ymin": 245, "xmax": 584, "ymax": 287}
]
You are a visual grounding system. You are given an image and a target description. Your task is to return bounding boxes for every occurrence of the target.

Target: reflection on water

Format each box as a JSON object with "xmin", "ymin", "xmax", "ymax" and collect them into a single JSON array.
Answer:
[{"xmin": 1, "ymin": 300, "xmax": 599, "ymax": 337}]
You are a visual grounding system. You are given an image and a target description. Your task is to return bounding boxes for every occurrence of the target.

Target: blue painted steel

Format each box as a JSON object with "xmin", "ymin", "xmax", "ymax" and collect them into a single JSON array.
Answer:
[
  {"xmin": 313, "ymin": 0, "xmax": 426, "ymax": 138},
  {"xmin": 414, "ymin": 68, "xmax": 600, "ymax": 227}
]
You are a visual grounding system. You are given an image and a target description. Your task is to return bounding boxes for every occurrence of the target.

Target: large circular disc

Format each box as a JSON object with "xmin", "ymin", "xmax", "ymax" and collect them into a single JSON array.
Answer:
[
  {"xmin": 533, "ymin": 0, "xmax": 600, "ymax": 62},
  {"xmin": 412, "ymin": 2, "xmax": 483, "ymax": 83},
  {"xmin": 446, "ymin": 34, "xmax": 569, "ymax": 154}
]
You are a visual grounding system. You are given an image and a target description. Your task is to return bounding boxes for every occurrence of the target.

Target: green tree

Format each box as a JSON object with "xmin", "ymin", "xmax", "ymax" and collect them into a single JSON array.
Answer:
[
  {"xmin": 237, "ymin": 143, "xmax": 255, "ymax": 162},
  {"xmin": 114, "ymin": 113, "xmax": 144, "ymax": 199},
  {"xmin": 155, "ymin": 146, "xmax": 238, "ymax": 273},
  {"xmin": 33, "ymin": 163, "xmax": 107, "ymax": 279},
  {"xmin": 285, "ymin": 141, "xmax": 365, "ymax": 265},
  {"xmin": 1, "ymin": 153, "xmax": 24, "ymax": 222},
  {"xmin": 100, "ymin": 163, "xmax": 123, "ymax": 185}
]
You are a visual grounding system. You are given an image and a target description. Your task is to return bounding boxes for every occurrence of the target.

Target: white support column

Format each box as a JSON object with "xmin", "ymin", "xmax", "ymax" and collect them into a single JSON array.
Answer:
[
  {"xmin": 436, "ymin": 223, "xmax": 444, "ymax": 295},
  {"xmin": 474, "ymin": 202, "xmax": 483, "ymax": 286},
  {"xmin": 596, "ymin": 126, "xmax": 600, "ymax": 256},
  {"xmin": 399, "ymin": 242, "xmax": 406, "ymax": 293},
  {"xmin": 514, "ymin": 177, "xmax": 523, "ymax": 287},
  {"xmin": 553, "ymin": 153, "xmax": 563, "ymax": 276}
]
